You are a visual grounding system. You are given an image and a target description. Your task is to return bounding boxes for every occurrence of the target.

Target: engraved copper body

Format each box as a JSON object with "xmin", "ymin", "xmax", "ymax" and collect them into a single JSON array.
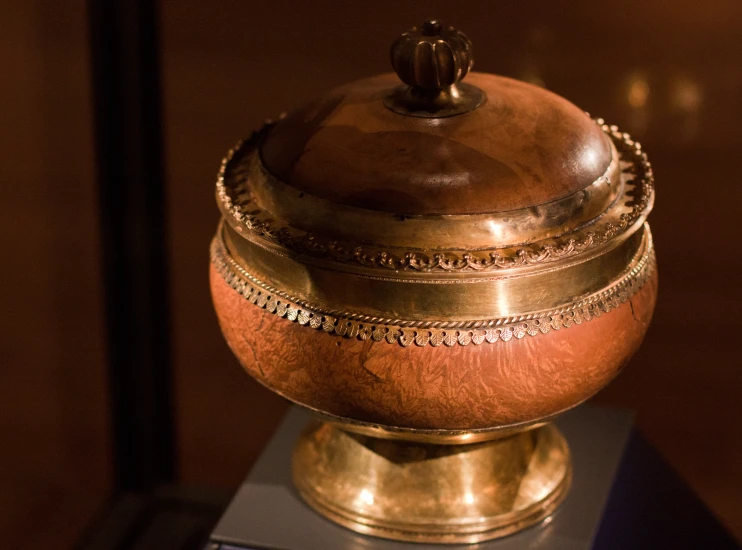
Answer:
[{"xmin": 210, "ymin": 21, "xmax": 656, "ymax": 544}]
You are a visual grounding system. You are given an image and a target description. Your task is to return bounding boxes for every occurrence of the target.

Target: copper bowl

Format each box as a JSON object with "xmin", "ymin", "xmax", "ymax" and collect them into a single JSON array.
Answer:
[{"xmin": 209, "ymin": 20, "xmax": 656, "ymax": 544}]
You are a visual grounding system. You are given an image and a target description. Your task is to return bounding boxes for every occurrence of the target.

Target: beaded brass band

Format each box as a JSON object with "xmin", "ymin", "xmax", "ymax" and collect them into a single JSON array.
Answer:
[
  {"xmin": 213, "ymin": 117, "xmax": 655, "ymax": 341},
  {"xmin": 211, "ymin": 223, "xmax": 655, "ymax": 347}
]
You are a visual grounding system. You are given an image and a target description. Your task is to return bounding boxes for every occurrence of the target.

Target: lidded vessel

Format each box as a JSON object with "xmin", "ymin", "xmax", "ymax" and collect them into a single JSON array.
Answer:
[{"xmin": 210, "ymin": 20, "xmax": 656, "ymax": 544}]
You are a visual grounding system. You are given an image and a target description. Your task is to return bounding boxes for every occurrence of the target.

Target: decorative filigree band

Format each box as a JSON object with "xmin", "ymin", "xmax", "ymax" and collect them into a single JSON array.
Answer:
[
  {"xmin": 216, "ymin": 119, "xmax": 653, "ymax": 273},
  {"xmin": 211, "ymin": 228, "xmax": 655, "ymax": 347}
]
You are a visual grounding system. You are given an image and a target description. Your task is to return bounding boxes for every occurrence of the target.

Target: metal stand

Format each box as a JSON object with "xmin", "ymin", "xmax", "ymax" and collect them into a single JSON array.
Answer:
[{"xmin": 210, "ymin": 406, "xmax": 633, "ymax": 550}]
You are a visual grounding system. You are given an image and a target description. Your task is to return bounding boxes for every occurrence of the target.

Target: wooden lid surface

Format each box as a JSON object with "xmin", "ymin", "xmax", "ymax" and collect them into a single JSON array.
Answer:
[{"xmin": 260, "ymin": 72, "xmax": 613, "ymax": 215}]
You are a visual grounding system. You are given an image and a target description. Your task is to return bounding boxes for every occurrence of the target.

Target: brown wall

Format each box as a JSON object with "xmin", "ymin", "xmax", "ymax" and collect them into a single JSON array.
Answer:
[
  {"xmin": 0, "ymin": 1, "xmax": 111, "ymax": 548},
  {"xmin": 0, "ymin": 1, "xmax": 739, "ymax": 548}
]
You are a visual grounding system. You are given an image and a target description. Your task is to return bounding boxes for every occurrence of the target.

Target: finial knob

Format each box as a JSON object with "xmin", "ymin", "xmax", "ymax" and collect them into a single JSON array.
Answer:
[
  {"xmin": 390, "ymin": 20, "xmax": 474, "ymax": 92},
  {"xmin": 385, "ymin": 21, "xmax": 485, "ymax": 118}
]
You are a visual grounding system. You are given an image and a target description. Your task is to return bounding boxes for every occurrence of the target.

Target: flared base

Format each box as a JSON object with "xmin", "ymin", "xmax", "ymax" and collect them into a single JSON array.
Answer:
[{"xmin": 292, "ymin": 421, "xmax": 572, "ymax": 544}]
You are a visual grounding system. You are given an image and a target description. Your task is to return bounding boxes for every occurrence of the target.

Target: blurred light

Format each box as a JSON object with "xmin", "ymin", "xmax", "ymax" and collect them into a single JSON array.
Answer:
[
  {"xmin": 628, "ymin": 75, "xmax": 650, "ymax": 108},
  {"xmin": 581, "ymin": 147, "xmax": 601, "ymax": 173},
  {"xmin": 671, "ymin": 76, "xmax": 703, "ymax": 112},
  {"xmin": 520, "ymin": 68, "xmax": 546, "ymax": 89},
  {"xmin": 359, "ymin": 489, "xmax": 374, "ymax": 505},
  {"xmin": 518, "ymin": 54, "xmax": 546, "ymax": 89},
  {"xmin": 464, "ymin": 492, "xmax": 475, "ymax": 504}
]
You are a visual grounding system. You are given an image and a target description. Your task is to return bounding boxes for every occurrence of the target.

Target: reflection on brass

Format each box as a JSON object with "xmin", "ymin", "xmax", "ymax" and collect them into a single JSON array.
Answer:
[
  {"xmin": 326, "ymin": 417, "xmax": 550, "ymax": 445},
  {"xmin": 217, "ymin": 121, "xmax": 653, "ymax": 274},
  {"xmin": 383, "ymin": 20, "xmax": 486, "ymax": 118},
  {"xmin": 211, "ymin": 226, "xmax": 655, "ymax": 346},
  {"xmin": 628, "ymin": 73, "xmax": 650, "ymax": 108},
  {"xmin": 221, "ymin": 216, "xmax": 651, "ymax": 321},
  {"xmin": 210, "ymin": 20, "xmax": 658, "ymax": 544},
  {"xmin": 293, "ymin": 421, "xmax": 571, "ymax": 544}
]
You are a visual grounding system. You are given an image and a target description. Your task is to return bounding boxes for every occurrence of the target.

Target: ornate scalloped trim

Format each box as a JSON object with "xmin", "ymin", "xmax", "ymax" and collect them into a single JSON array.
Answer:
[
  {"xmin": 211, "ymin": 228, "xmax": 655, "ymax": 347},
  {"xmin": 216, "ymin": 119, "xmax": 654, "ymax": 273}
]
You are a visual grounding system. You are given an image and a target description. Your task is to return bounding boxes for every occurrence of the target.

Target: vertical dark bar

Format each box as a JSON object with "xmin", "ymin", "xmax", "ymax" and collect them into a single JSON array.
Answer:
[{"xmin": 88, "ymin": 0, "xmax": 175, "ymax": 492}]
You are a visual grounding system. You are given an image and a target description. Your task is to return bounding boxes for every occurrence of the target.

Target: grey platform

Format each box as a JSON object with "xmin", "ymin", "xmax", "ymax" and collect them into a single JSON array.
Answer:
[{"xmin": 210, "ymin": 405, "xmax": 634, "ymax": 550}]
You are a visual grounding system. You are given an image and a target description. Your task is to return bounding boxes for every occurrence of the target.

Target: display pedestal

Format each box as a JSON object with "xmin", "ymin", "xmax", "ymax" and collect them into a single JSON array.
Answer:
[{"xmin": 209, "ymin": 405, "xmax": 634, "ymax": 550}]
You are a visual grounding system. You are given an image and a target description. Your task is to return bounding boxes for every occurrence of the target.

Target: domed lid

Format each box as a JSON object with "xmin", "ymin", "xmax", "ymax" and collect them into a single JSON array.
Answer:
[
  {"xmin": 260, "ymin": 72, "xmax": 613, "ymax": 216},
  {"xmin": 217, "ymin": 21, "xmax": 652, "ymax": 270},
  {"xmin": 260, "ymin": 20, "xmax": 615, "ymax": 220}
]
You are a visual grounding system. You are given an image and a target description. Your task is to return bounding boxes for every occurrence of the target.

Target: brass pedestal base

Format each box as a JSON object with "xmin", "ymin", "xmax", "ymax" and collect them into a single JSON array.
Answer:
[{"xmin": 292, "ymin": 421, "xmax": 572, "ymax": 544}]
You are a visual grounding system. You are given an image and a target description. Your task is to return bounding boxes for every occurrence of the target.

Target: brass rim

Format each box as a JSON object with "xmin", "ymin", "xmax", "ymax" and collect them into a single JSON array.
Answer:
[
  {"xmin": 210, "ymin": 225, "xmax": 655, "ymax": 347},
  {"xmin": 216, "ymin": 119, "xmax": 653, "ymax": 273},
  {"xmin": 294, "ymin": 473, "xmax": 571, "ymax": 544}
]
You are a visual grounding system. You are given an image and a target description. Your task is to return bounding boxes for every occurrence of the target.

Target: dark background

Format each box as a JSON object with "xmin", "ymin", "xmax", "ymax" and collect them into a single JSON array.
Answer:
[{"xmin": 1, "ymin": 1, "xmax": 740, "ymax": 547}]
